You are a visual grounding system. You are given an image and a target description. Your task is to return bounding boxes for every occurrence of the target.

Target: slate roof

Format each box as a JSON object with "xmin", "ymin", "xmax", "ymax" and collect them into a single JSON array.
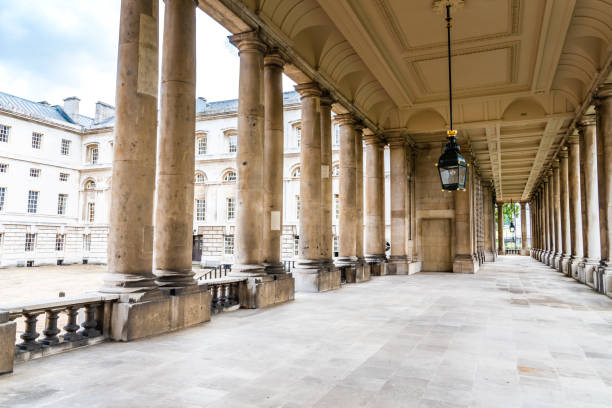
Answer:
[{"xmin": 0, "ymin": 90, "xmax": 301, "ymax": 132}]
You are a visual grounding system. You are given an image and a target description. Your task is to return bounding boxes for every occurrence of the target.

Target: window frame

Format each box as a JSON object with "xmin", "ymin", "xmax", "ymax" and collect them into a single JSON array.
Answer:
[
  {"xmin": 195, "ymin": 199, "xmax": 206, "ymax": 221},
  {"xmin": 55, "ymin": 234, "xmax": 65, "ymax": 251},
  {"xmin": 226, "ymin": 197, "xmax": 235, "ymax": 220},
  {"xmin": 25, "ymin": 233, "xmax": 36, "ymax": 252},
  {"xmin": 87, "ymin": 202, "xmax": 95, "ymax": 223},
  {"xmin": 61, "ymin": 139, "xmax": 71, "ymax": 155},
  {"xmin": 224, "ymin": 235, "xmax": 234, "ymax": 255},
  {"xmin": 57, "ymin": 193, "xmax": 68, "ymax": 215},
  {"xmin": 27, "ymin": 190, "xmax": 38, "ymax": 214},
  {"xmin": 0, "ymin": 124, "xmax": 9, "ymax": 143},
  {"xmin": 31, "ymin": 132, "xmax": 42, "ymax": 149}
]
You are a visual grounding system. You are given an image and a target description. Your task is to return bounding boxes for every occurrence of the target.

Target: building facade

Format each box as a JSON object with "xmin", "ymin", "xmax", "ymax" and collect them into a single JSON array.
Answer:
[{"xmin": 0, "ymin": 90, "xmax": 391, "ymax": 268}]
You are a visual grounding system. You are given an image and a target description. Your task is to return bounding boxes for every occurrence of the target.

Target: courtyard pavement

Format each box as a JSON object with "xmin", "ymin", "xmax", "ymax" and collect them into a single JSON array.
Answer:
[{"xmin": 2, "ymin": 256, "xmax": 612, "ymax": 407}]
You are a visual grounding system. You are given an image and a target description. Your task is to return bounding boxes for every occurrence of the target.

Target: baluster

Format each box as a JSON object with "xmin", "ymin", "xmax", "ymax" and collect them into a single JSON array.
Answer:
[
  {"xmin": 230, "ymin": 282, "xmax": 239, "ymax": 306},
  {"xmin": 18, "ymin": 312, "xmax": 42, "ymax": 351},
  {"xmin": 40, "ymin": 309, "xmax": 61, "ymax": 346},
  {"xmin": 223, "ymin": 284, "xmax": 232, "ymax": 307},
  {"xmin": 62, "ymin": 306, "xmax": 83, "ymax": 342},
  {"xmin": 79, "ymin": 303, "xmax": 101, "ymax": 338},
  {"xmin": 210, "ymin": 285, "xmax": 219, "ymax": 314},
  {"xmin": 218, "ymin": 284, "xmax": 227, "ymax": 310}
]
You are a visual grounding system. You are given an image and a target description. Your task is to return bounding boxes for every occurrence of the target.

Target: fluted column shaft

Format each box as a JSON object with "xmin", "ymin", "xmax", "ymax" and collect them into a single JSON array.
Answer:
[
  {"xmin": 319, "ymin": 96, "xmax": 333, "ymax": 264},
  {"xmin": 547, "ymin": 170, "xmax": 556, "ymax": 265},
  {"xmin": 453, "ymin": 176, "xmax": 478, "ymax": 273},
  {"xmin": 364, "ymin": 135, "xmax": 386, "ymax": 262},
  {"xmin": 337, "ymin": 114, "xmax": 357, "ymax": 263},
  {"xmin": 483, "ymin": 185, "xmax": 496, "ymax": 260},
  {"xmin": 154, "ymin": 0, "xmax": 197, "ymax": 288},
  {"xmin": 598, "ymin": 87, "xmax": 612, "ymax": 273},
  {"xmin": 231, "ymin": 31, "xmax": 266, "ymax": 276},
  {"xmin": 102, "ymin": 0, "xmax": 159, "ymax": 293},
  {"xmin": 543, "ymin": 178, "xmax": 551, "ymax": 261},
  {"xmin": 568, "ymin": 135, "xmax": 584, "ymax": 269},
  {"xmin": 262, "ymin": 53, "xmax": 285, "ymax": 273}
]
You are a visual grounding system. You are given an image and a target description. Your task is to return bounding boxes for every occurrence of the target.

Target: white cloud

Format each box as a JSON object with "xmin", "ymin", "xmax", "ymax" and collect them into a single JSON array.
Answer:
[{"xmin": 0, "ymin": 1, "xmax": 295, "ymax": 118}]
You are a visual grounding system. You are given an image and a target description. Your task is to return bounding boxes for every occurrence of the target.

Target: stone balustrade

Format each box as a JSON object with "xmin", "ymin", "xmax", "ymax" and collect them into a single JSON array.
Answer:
[
  {"xmin": 200, "ymin": 278, "xmax": 244, "ymax": 314},
  {"xmin": 1, "ymin": 294, "xmax": 118, "ymax": 365}
]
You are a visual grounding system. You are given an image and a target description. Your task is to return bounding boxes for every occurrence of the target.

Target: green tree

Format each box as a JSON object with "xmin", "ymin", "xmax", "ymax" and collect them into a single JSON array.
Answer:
[{"xmin": 502, "ymin": 202, "xmax": 519, "ymax": 225}]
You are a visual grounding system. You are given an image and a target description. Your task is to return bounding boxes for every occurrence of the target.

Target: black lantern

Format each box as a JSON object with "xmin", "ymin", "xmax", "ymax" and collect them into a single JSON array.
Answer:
[
  {"xmin": 436, "ymin": 4, "xmax": 468, "ymax": 191},
  {"xmin": 509, "ymin": 220, "xmax": 515, "ymax": 233}
]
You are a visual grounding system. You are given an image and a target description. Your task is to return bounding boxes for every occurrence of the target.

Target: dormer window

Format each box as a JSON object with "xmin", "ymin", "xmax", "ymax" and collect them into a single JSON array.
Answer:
[
  {"xmin": 332, "ymin": 166, "xmax": 340, "ymax": 177},
  {"xmin": 85, "ymin": 180, "xmax": 96, "ymax": 190},
  {"xmin": 194, "ymin": 172, "xmax": 206, "ymax": 184},
  {"xmin": 291, "ymin": 167, "xmax": 301, "ymax": 178}
]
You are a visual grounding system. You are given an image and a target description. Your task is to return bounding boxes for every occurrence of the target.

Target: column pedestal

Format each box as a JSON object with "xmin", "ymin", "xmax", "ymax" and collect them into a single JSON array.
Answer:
[
  {"xmin": 0, "ymin": 311, "xmax": 15, "ymax": 376},
  {"xmin": 387, "ymin": 255, "xmax": 410, "ymax": 275},
  {"xmin": 453, "ymin": 255, "xmax": 479, "ymax": 274},
  {"xmin": 365, "ymin": 254, "xmax": 388, "ymax": 276},
  {"xmin": 294, "ymin": 260, "xmax": 340, "ymax": 292}
]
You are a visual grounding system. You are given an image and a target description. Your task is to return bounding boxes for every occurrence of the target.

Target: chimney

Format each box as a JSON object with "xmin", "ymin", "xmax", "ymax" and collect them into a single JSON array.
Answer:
[
  {"xmin": 95, "ymin": 101, "xmax": 115, "ymax": 123},
  {"xmin": 63, "ymin": 96, "xmax": 80, "ymax": 120}
]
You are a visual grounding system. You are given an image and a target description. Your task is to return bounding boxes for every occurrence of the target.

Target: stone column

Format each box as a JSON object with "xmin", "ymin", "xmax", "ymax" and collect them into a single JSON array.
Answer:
[
  {"xmin": 102, "ymin": 0, "xmax": 160, "ymax": 294},
  {"xmin": 597, "ymin": 86, "xmax": 612, "ymax": 296},
  {"xmin": 483, "ymin": 185, "xmax": 497, "ymax": 261},
  {"xmin": 540, "ymin": 186, "xmax": 546, "ymax": 261},
  {"xmin": 520, "ymin": 202, "xmax": 528, "ymax": 255},
  {"xmin": 497, "ymin": 202, "xmax": 504, "ymax": 255},
  {"xmin": 154, "ymin": 0, "xmax": 197, "ymax": 288},
  {"xmin": 364, "ymin": 133, "xmax": 387, "ymax": 275},
  {"xmin": 546, "ymin": 169, "xmax": 555, "ymax": 266},
  {"xmin": 568, "ymin": 134, "xmax": 584, "ymax": 277},
  {"xmin": 559, "ymin": 147, "xmax": 571, "ymax": 273},
  {"xmin": 552, "ymin": 161, "xmax": 562, "ymax": 270},
  {"xmin": 355, "ymin": 124, "xmax": 367, "ymax": 277},
  {"xmin": 387, "ymin": 134, "xmax": 409, "ymax": 274},
  {"xmin": 454, "ymin": 185, "xmax": 479, "ymax": 273},
  {"xmin": 578, "ymin": 117, "xmax": 602, "ymax": 284},
  {"xmin": 336, "ymin": 114, "xmax": 357, "ymax": 265},
  {"xmin": 262, "ymin": 52, "xmax": 285, "ymax": 274},
  {"xmin": 230, "ymin": 31, "xmax": 267, "ymax": 277},
  {"xmin": 294, "ymin": 83, "xmax": 339, "ymax": 292},
  {"xmin": 319, "ymin": 95, "xmax": 334, "ymax": 270},
  {"xmin": 543, "ymin": 176, "xmax": 551, "ymax": 264}
]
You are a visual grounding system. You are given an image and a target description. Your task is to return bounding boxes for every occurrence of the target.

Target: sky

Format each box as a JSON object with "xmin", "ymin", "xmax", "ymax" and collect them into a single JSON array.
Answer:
[{"xmin": 0, "ymin": 1, "xmax": 295, "ymax": 118}]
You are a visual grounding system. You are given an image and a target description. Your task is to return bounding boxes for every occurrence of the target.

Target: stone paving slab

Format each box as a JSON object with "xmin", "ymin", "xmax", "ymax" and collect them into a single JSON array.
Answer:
[{"xmin": 1, "ymin": 256, "xmax": 612, "ymax": 407}]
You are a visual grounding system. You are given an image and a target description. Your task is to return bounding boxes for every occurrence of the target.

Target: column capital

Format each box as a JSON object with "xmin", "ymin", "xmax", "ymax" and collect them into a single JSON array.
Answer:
[
  {"xmin": 552, "ymin": 159, "xmax": 559, "ymax": 169},
  {"xmin": 334, "ymin": 113, "xmax": 356, "ymax": 126},
  {"xmin": 559, "ymin": 146, "xmax": 568, "ymax": 158},
  {"xmin": 363, "ymin": 132, "xmax": 385, "ymax": 146},
  {"xmin": 547, "ymin": 169, "xmax": 553, "ymax": 177},
  {"xmin": 386, "ymin": 132, "xmax": 406, "ymax": 148},
  {"xmin": 578, "ymin": 114, "xmax": 597, "ymax": 128},
  {"xmin": 264, "ymin": 52, "xmax": 284, "ymax": 68},
  {"xmin": 320, "ymin": 93, "xmax": 334, "ymax": 107},
  {"xmin": 567, "ymin": 134, "xmax": 580, "ymax": 145},
  {"xmin": 229, "ymin": 31, "xmax": 267, "ymax": 54},
  {"xmin": 294, "ymin": 82, "xmax": 322, "ymax": 98},
  {"xmin": 597, "ymin": 83, "xmax": 612, "ymax": 99}
]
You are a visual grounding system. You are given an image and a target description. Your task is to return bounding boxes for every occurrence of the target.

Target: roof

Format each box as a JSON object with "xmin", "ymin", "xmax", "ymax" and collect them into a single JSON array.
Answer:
[{"xmin": 0, "ymin": 90, "xmax": 301, "ymax": 132}]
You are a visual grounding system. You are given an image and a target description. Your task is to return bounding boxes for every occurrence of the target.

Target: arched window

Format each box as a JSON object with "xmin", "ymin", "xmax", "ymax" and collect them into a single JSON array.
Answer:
[
  {"xmin": 85, "ymin": 180, "xmax": 96, "ymax": 190},
  {"xmin": 194, "ymin": 172, "xmax": 206, "ymax": 184},
  {"xmin": 291, "ymin": 167, "xmax": 301, "ymax": 178},
  {"xmin": 332, "ymin": 166, "xmax": 340, "ymax": 177},
  {"xmin": 223, "ymin": 170, "xmax": 236, "ymax": 183},
  {"xmin": 224, "ymin": 130, "xmax": 237, "ymax": 153}
]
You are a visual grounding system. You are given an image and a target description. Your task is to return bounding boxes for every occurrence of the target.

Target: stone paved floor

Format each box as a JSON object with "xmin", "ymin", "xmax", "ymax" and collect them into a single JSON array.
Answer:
[{"xmin": 2, "ymin": 256, "xmax": 612, "ymax": 408}]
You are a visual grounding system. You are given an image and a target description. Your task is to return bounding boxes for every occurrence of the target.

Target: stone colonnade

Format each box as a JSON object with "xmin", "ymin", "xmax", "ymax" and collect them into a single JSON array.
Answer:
[{"xmin": 531, "ymin": 84, "xmax": 612, "ymax": 298}]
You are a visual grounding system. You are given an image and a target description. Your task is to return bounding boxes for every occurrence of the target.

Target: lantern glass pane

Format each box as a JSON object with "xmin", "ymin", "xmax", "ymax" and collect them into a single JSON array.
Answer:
[
  {"xmin": 458, "ymin": 165, "xmax": 467, "ymax": 188},
  {"xmin": 440, "ymin": 166, "xmax": 458, "ymax": 186}
]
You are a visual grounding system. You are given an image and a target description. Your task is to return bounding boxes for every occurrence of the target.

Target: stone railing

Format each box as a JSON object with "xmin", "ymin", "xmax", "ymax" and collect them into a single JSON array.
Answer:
[
  {"xmin": 2, "ymin": 294, "xmax": 118, "ymax": 364},
  {"xmin": 505, "ymin": 249, "xmax": 521, "ymax": 255},
  {"xmin": 202, "ymin": 278, "xmax": 244, "ymax": 314}
]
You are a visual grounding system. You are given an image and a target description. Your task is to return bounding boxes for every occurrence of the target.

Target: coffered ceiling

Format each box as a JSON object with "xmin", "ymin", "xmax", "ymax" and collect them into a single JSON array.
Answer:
[{"xmin": 200, "ymin": 0, "xmax": 612, "ymax": 202}]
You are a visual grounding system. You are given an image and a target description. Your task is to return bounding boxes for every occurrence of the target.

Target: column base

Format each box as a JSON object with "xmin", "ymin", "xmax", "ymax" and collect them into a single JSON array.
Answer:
[
  {"xmin": 520, "ymin": 248, "xmax": 530, "ymax": 256},
  {"xmin": 153, "ymin": 269, "xmax": 197, "ymax": 289},
  {"xmin": 229, "ymin": 263, "xmax": 266, "ymax": 277},
  {"xmin": 408, "ymin": 261, "xmax": 422, "ymax": 274},
  {"xmin": 110, "ymin": 285, "xmax": 211, "ymax": 342},
  {"xmin": 387, "ymin": 255, "xmax": 409, "ymax": 275},
  {"xmin": 365, "ymin": 254, "xmax": 387, "ymax": 276},
  {"xmin": 0, "ymin": 311, "xmax": 16, "ymax": 376},
  {"xmin": 569, "ymin": 257, "xmax": 583, "ymax": 280},
  {"xmin": 339, "ymin": 258, "xmax": 371, "ymax": 284},
  {"xmin": 601, "ymin": 265, "xmax": 612, "ymax": 298},
  {"xmin": 453, "ymin": 255, "xmax": 479, "ymax": 274},
  {"xmin": 553, "ymin": 253, "xmax": 563, "ymax": 271},
  {"xmin": 483, "ymin": 250, "xmax": 497, "ymax": 262},
  {"xmin": 239, "ymin": 273, "xmax": 295, "ymax": 309},
  {"xmin": 561, "ymin": 255, "xmax": 571, "ymax": 276},
  {"xmin": 99, "ymin": 273, "xmax": 159, "ymax": 294},
  {"xmin": 582, "ymin": 259, "xmax": 600, "ymax": 288},
  {"xmin": 263, "ymin": 262, "xmax": 285, "ymax": 275},
  {"xmin": 294, "ymin": 259, "xmax": 340, "ymax": 292}
]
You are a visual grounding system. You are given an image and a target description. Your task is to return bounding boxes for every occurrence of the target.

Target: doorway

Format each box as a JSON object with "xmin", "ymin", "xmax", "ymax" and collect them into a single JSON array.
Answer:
[
  {"xmin": 192, "ymin": 235, "xmax": 203, "ymax": 262},
  {"xmin": 422, "ymin": 218, "xmax": 452, "ymax": 272}
]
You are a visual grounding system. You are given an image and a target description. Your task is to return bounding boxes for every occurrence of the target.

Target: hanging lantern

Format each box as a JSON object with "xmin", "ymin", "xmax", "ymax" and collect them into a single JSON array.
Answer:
[
  {"xmin": 509, "ymin": 220, "xmax": 515, "ymax": 233},
  {"xmin": 436, "ymin": 3, "xmax": 468, "ymax": 191}
]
